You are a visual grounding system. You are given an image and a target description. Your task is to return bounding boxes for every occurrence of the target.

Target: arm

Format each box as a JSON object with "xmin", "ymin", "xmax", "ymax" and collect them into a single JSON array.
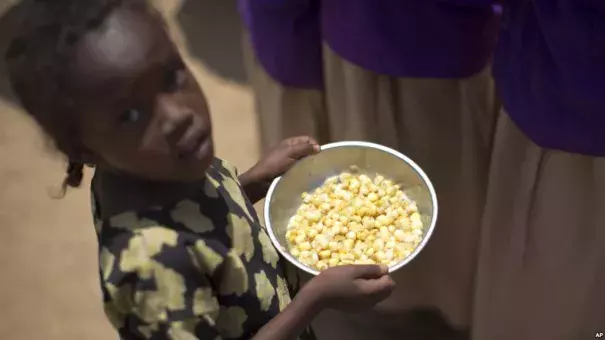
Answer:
[
  {"xmin": 239, "ymin": 136, "xmax": 320, "ymax": 204},
  {"xmin": 239, "ymin": 169, "xmax": 271, "ymax": 204},
  {"xmin": 252, "ymin": 284, "xmax": 322, "ymax": 340}
]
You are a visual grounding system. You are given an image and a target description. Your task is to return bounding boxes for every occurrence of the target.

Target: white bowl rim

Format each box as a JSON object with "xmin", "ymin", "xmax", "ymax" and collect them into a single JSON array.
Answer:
[{"xmin": 263, "ymin": 141, "xmax": 439, "ymax": 275}]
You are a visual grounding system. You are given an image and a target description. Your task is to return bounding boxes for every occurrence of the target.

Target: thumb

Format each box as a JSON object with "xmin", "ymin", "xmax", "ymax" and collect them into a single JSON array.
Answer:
[
  {"xmin": 350, "ymin": 264, "xmax": 389, "ymax": 279},
  {"xmin": 356, "ymin": 275, "xmax": 396, "ymax": 296},
  {"xmin": 286, "ymin": 138, "xmax": 320, "ymax": 160}
]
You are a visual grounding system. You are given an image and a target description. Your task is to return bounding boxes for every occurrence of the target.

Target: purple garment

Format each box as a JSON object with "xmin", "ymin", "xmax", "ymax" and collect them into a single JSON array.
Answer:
[
  {"xmin": 321, "ymin": 0, "xmax": 500, "ymax": 78},
  {"xmin": 239, "ymin": 0, "xmax": 323, "ymax": 89},
  {"xmin": 495, "ymin": 0, "xmax": 605, "ymax": 156}
]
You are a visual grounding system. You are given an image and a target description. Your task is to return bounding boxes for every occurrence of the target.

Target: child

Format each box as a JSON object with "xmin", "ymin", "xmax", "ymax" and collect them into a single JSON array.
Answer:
[
  {"xmin": 473, "ymin": 1, "xmax": 605, "ymax": 339},
  {"xmin": 5, "ymin": 1, "xmax": 395, "ymax": 339},
  {"xmin": 239, "ymin": 0, "xmax": 328, "ymax": 152}
]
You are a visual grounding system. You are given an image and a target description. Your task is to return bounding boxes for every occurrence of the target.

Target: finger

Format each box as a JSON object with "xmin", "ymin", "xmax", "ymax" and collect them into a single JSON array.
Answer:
[
  {"xmin": 286, "ymin": 139, "xmax": 320, "ymax": 160},
  {"xmin": 356, "ymin": 275, "xmax": 396, "ymax": 297},
  {"xmin": 350, "ymin": 264, "xmax": 389, "ymax": 279},
  {"xmin": 285, "ymin": 136, "xmax": 320, "ymax": 152},
  {"xmin": 285, "ymin": 135, "xmax": 317, "ymax": 145}
]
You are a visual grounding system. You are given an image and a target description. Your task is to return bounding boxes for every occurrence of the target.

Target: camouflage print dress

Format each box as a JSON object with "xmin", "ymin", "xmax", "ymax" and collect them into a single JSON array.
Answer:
[{"xmin": 92, "ymin": 158, "xmax": 315, "ymax": 339}]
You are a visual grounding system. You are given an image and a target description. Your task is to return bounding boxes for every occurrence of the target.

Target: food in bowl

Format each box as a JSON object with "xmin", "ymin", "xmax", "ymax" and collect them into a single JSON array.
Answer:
[{"xmin": 285, "ymin": 168, "xmax": 424, "ymax": 271}]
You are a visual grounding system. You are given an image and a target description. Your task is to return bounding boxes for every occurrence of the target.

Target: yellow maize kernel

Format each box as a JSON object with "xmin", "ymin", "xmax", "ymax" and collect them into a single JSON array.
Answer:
[
  {"xmin": 309, "ymin": 252, "xmax": 319, "ymax": 265},
  {"xmin": 314, "ymin": 235, "xmax": 329, "ymax": 249},
  {"xmin": 343, "ymin": 239, "xmax": 355, "ymax": 252},
  {"xmin": 385, "ymin": 241, "xmax": 396, "ymax": 250},
  {"xmin": 385, "ymin": 250, "xmax": 394, "ymax": 261},
  {"xmin": 330, "ymin": 226, "xmax": 341, "ymax": 235},
  {"xmin": 410, "ymin": 212, "xmax": 421, "ymax": 221},
  {"xmin": 356, "ymin": 231, "xmax": 367, "ymax": 241},
  {"xmin": 349, "ymin": 222, "xmax": 362, "ymax": 233},
  {"xmin": 360, "ymin": 186, "xmax": 370, "ymax": 196},
  {"xmin": 394, "ymin": 229, "xmax": 406, "ymax": 241},
  {"xmin": 403, "ymin": 234, "xmax": 416, "ymax": 243},
  {"xmin": 319, "ymin": 250, "xmax": 332, "ymax": 259},
  {"xmin": 299, "ymin": 241, "xmax": 311, "ymax": 251},
  {"xmin": 373, "ymin": 239, "xmax": 385, "ymax": 251},
  {"xmin": 341, "ymin": 253, "xmax": 355, "ymax": 262},
  {"xmin": 328, "ymin": 258, "xmax": 340, "ymax": 267},
  {"xmin": 367, "ymin": 193, "xmax": 378, "ymax": 202},
  {"xmin": 294, "ymin": 234, "xmax": 306, "ymax": 245},
  {"xmin": 316, "ymin": 260, "xmax": 329, "ymax": 271},
  {"xmin": 380, "ymin": 232, "xmax": 391, "ymax": 243},
  {"xmin": 412, "ymin": 219, "xmax": 423, "ymax": 230}
]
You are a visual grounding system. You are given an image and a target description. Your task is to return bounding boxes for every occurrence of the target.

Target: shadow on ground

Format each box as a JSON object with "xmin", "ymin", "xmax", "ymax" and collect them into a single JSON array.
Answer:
[
  {"xmin": 0, "ymin": 0, "xmax": 24, "ymax": 105},
  {"xmin": 176, "ymin": 0, "xmax": 247, "ymax": 84}
]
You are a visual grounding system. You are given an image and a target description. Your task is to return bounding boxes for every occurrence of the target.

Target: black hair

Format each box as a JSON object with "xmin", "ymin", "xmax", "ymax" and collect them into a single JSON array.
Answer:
[{"xmin": 4, "ymin": 0, "xmax": 148, "ymax": 194}]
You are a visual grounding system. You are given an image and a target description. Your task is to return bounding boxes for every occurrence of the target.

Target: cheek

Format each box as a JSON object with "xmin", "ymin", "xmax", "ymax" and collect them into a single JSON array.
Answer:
[{"xmin": 89, "ymin": 127, "xmax": 170, "ymax": 171}]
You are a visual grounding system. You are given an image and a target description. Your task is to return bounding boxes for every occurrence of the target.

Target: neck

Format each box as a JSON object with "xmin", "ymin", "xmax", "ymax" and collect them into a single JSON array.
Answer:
[{"xmin": 93, "ymin": 168, "xmax": 204, "ymax": 218}]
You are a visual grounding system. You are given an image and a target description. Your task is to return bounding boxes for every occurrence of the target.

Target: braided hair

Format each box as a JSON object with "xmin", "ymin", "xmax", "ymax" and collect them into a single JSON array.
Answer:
[{"xmin": 4, "ymin": 0, "xmax": 148, "ymax": 194}]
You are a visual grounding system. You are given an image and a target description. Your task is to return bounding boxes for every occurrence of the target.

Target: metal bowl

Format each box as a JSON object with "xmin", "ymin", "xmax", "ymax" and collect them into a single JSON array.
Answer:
[{"xmin": 263, "ymin": 141, "xmax": 438, "ymax": 276}]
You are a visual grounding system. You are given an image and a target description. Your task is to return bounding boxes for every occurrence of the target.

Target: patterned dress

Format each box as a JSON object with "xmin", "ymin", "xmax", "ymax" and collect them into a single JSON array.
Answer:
[{"xmin": 92, "ymin": 158, "xmax": 313, "ymax": 339}]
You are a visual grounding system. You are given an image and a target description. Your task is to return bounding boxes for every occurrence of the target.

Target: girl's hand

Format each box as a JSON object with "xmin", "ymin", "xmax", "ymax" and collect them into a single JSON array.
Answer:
[
  {"xmin": 250, "ymin": 136, "xmax": 320, "ymax": 182},
  {"xmin": 240, "ymin": 136, "xmax": 320, "ymax": 203},
  {"xmin": 249, "ymin": 264, "xmax": 392, "ymax": 340},
  {"xmin": 306, "ymin": 265, "xmax": 395, "ymax": 312}
]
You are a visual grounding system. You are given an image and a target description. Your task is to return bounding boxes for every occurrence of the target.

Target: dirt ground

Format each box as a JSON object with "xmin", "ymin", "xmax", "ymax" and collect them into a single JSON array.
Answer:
[{"xmin": 0, "ymin": 1, "xmax": 261, "ymax": 339}]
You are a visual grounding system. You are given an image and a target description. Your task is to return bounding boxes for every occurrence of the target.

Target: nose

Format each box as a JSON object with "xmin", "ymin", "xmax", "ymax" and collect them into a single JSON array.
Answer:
[
  {"xmin": 151, "ymin": 95, "xmax": 210, "ymax": 159},
  {"xmin": 156, "ymin": 95, "xmax": 195, "ymax": 138},
  {"xmin": 139, "ymin": 95, "xmax": 193, "ymax": 154}
]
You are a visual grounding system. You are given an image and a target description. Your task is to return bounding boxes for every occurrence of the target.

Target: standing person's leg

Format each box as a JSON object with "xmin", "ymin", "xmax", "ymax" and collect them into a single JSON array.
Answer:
[
  {"xmin": 473, "ymin": 111, "xmax": 605, "ymax": 340},
  {"xmin": 242, "ymin": 32, "xmax": 328, "ymax": 152},
  {"xmin": 315, "ymin": 45, "xmax": 499, "ymax": 339}
]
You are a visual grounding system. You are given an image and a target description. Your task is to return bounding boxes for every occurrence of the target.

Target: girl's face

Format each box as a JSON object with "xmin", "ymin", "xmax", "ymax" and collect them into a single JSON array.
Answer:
[{"xmin": 67, "ymin": 7, "xmax": 214, "ymax": 182}]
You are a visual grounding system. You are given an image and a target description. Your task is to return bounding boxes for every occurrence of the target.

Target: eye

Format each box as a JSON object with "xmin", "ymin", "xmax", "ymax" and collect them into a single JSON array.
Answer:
[
  {"xmin": 118, "ymin": 108, "xmax": 141, "ymax": 125},
  {"xmin": 164, "ymin": 64, "xmax": 187, "ymax": 92}
]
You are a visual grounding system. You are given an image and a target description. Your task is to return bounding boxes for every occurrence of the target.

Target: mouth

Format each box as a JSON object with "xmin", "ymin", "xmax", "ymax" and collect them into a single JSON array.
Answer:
[{"xmin": 176, "ymin": 128, "xmax": 212, "ymax": 161}]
